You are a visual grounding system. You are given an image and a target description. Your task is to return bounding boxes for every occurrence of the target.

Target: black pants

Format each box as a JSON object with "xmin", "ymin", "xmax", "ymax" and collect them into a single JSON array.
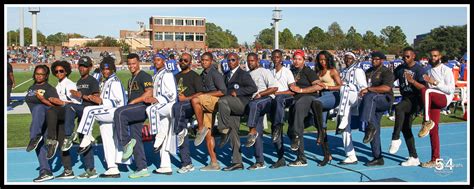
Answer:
[
  {"xmin": 288, "ymin": 95, "xmax": 317, "ymax": 161},
  {"xmin": 8, "ymin": 85, "xmax": 12, "ymax": 106},
  {"xmin": 392, "ymin": 96, "xmax": 420, "ymax": 158},
  {"xmin": 47, "ymin": 106, "xmax": 66, "ymax": 140}
]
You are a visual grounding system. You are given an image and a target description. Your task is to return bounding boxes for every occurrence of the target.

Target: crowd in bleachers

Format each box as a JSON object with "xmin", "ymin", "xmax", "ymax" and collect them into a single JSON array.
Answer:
[{"xmin": 7, "ymin": 46, "xmax": 55, "ymax": 64}]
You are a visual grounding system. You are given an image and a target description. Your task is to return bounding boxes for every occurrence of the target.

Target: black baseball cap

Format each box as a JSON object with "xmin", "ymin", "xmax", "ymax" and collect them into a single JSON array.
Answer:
[{"xmin": 78, "ymin": 56, "xmax": 93, "ymax": 67}]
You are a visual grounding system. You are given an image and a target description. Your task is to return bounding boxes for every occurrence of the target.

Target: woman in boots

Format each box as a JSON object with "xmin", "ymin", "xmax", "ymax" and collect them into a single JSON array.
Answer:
[{"xmin": 311, "ymin": 50, "xmax": 342, "ymax": 166}]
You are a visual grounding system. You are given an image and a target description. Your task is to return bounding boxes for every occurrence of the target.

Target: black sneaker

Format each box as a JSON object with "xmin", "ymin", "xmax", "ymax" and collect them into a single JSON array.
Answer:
[
  {"xmin": 56, "ymin": 169, "xmax": 75, "ymax": 179},
  {"xmin": 26, "ymin": 136, "xmax": 43, "ymax": 152},
  {"xmin": 290, "ymin": 136, "xmax": 300, "ymax": 151},
  {"xmin": 76, "ymin": 168, "xmax": 99, "ymax": 179},
  {"xmin": 46, "ymin": 139, "xmax": 59, "ymax": 159},
  {"xmin": 364, "ymin": 158, "xmax": 384, "ymax": 167},
  {"xmin": 247, "ymin": 162, "xmax": 266, "ymax": 170},
  {"xmin": 363, "ymin": 123, "xmax": 376, "ymax": 144},
  {"xmin": 270, "ymin": 158, "xmax": 286, "ymax": 169},
  {"xmin": 245, "ymin": 132, "xmax": 258, "ymax": 147},
  {"xmin": 33, "ymin": 171, "xmax": 54, "ymax": 182}
]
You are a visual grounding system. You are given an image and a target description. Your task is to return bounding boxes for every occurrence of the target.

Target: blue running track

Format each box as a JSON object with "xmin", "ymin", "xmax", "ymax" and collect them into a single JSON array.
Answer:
[{"xmin": 6, "ymin": 122, "xmax": 468, "ymax": 183}]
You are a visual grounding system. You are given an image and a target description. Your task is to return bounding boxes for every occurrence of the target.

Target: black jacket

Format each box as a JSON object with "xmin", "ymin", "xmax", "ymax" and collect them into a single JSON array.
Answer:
[{"xmin": 224, "ymin": 68, "xmax": 258, "ymax": 105}]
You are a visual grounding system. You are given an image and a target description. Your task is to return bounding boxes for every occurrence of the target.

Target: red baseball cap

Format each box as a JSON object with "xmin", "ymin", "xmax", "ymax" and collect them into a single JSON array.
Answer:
[{"xmin": 293, "ymin": 49, "xmax": 305, "ymax": 58}]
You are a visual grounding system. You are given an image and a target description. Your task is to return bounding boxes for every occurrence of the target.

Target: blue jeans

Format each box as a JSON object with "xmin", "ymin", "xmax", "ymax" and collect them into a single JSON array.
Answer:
[
  {"xmin": 313, "ymin": 91, "xmax": 340, "ymax": 128},
  {"xmin": 29, "ymin": 104, "xmax": 50, "ymax": 139},
  {"xmin": 63, "ymin": 103, "xmax": 86, "ymax": 136},
  {"xmin": 246, "ymin": 96, "xmax": 272, "ymax": 163},
  {"xmin": 172, "ymin": 100, "xmax": 195, "ymax": 166},
  {"xmin": 172, "ymin": 100, "xmax": 194, "ymax": 134}
]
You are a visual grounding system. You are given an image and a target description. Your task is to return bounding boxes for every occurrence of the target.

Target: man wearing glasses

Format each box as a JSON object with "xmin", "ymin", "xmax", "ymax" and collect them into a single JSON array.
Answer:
[
  {"xmin": 358, "ymin": 51, "xmax": 394, "ymax": 167},
  {"xmin": 216, "ymin": 52, "xmax": 257, "ymax": 171},
  {"xmin": 388, "ymin": 47, "xmax": 426, "ymax": 167},
  {"xmin": 172, "ymin": 53, "xmax": 204, "ymax": 174}
]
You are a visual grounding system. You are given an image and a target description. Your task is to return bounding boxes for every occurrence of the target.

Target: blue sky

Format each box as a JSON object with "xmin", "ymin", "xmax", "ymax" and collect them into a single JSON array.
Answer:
[{"xmin": 5, "ymin": 5, "xmax": 468, "ymax": 45}]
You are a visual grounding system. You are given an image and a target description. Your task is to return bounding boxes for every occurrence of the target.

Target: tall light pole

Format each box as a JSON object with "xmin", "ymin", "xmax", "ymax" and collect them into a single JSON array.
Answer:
[
  {"xmin": 28, "ymin": 7, "xmax": 40, "ymax": 47},
  {"xmin": 272, "ymin": 7, "xmax": 282, "ymax": 50},
  {"xmin": 20, "ymin": 8, "xmax": 24, "ymax": 46}
]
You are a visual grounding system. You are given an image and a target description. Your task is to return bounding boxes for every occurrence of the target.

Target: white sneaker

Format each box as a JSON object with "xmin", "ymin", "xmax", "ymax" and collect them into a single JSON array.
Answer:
[
  {"xmin": 104, "ymin": 167, "xmax": 120, "ymax": 175},
  {"xmin": 401, "ymin": 157, "xmax": 421, "ymax": 166},
  {"xmin": 79, "ymin": 134, "xmax": 95, "ymax": 148},
  {"xmin": 339, "ymin": 155, "xmax": 358, "ymax": 164},
  {"xmin": 155, "ymin": 167, "xmax": 173, "ymax": 173},
  {"xmin": 154, "ymin": 132, "xmax": 166, "ymax": 149},
  {"xmin": 388, "ymin": 116, "xmax": 395, "ymax": 121},
  {"xmin": 177, "ymin": 129, "xmax": 188, "ymax": 147},
  {"xmin": 389, "ymin": 139, "xmax": 402, "ymax": 154}
]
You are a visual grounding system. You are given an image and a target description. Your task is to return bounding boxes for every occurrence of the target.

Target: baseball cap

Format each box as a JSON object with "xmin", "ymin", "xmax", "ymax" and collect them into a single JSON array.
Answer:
[
  {"xmin": 293, "ymin": 49, "xmax": 305, "ymax": 58},
  {"xmin": 78, "ymin": 56, "xmax": 93, "ymax": 67}
]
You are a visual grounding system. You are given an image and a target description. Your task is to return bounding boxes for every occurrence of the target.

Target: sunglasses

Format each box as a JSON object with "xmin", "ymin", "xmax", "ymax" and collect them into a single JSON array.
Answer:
[
  {"xmin": 54, "ymin": 69, "xmax": 65, "ymax": 74},
  {"xmin": 403, "ymin": 56, "xmax": 411, "ymax": 59},
  {"xmin": 35, "ymin": 73, "xmax": 47, "ymax": 76},
  {"xmin": 179, "ymin": 58, "xmax": 189, "ymax": 63},
  {"xmin": 228, "ymin": 59, "xmax": 237, "ymax": 62}
]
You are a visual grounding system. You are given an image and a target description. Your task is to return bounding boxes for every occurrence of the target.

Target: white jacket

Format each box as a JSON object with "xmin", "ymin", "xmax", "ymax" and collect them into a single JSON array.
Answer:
[{"xmin": 100, "ymin": 73, "xmax": 127, "ymax": 109}]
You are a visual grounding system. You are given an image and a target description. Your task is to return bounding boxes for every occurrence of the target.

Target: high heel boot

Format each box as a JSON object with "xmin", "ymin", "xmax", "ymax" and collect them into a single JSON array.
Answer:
[
  {"xmin": 318, "ymin": 130, "xmax": 332, "ymax": 166},
  {"xmin": 311, "ymin": 100, "xmax": 324, "ymax": 145}
]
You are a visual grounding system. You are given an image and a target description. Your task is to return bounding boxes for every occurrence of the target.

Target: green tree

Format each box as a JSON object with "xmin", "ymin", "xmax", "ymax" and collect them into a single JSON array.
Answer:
[
  {"xmin": 415, "ymin": 25, "xmax": 467, "ymax": 59},
  {"xmin": 84, "ymin": 36, "xmax": 119, "ymax": 47},
  {"xmin": 327, "ymin": 22, "xmax": 345, "ymax": 49},
  {"xmin": 46, "ymin": 32, "xmax": 68, "ymax": 46},
  {"xmin": 362, "ymin": 30, "xmax": 385, "ymax": 51},
  {"xmin": 294, "ymin": 34, "xmax": 304, "ymax": 49},
  {"xmin": 118, "ymin": 39, "xmax": 131, "ymax": 54},
  {"xmin": 205, "ymin": 22, "xmax": 239, "ymax": 48},
  {"xmin": 344, "ymin": 26, "xmax": 365, "ymax": 50},
  {"xmin": 7, "ymin": 27, "xmax": 46, "ymax": 46},
  {"xmin": 303, "ymin": 26, "xmax": 328, "ymax": 50},
  {"xmin": 255, "ymin": 28, "xmax": 275, "ymax": 49},
  {"xmin": 280, "ymin": 28, "xmax": 297, "ymax": 49},
  {"xmin": 380, "ymin": 26, "xmax": 409, "ymax": 54}
]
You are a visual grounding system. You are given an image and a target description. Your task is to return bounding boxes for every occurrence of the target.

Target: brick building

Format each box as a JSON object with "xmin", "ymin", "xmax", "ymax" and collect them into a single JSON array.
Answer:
[{"xmin": 149, "ymin": 16, "xmax": 206, "ymax": 50}]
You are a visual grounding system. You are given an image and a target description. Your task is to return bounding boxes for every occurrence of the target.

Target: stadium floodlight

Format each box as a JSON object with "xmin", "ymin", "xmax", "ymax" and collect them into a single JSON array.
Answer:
[
  {"xmin": 272, "ymin": 7, "xmax": 282, "ymax": 49},
  {"xmin": 28, "ymin": 7, "xmax": 40, "ymax": 47}
]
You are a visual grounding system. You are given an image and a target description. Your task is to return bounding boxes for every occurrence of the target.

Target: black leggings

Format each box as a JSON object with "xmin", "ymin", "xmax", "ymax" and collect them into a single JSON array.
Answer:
[
  {"xmin": 46, "ymin": 106, "xmax": 72, "ymax": 169},
  {"xmin": 392, "ymin": 97, "xmax": 420, "ymax": 158},
  {"xmin": 47, "ymin": 106, "xmax": 66, "ymax": 140}
]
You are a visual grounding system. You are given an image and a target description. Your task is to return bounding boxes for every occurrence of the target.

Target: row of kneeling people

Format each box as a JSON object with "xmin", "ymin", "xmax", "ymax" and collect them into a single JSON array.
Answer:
[{"xmin": 25, "ymin": 47, "xmax": 455, "ymax": 182}]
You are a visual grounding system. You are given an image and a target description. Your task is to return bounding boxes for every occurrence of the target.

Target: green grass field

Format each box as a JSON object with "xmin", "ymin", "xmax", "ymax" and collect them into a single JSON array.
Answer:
[{"xmin": 7, "ymin": 107, "xmax": 466, "ymax": 148}]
